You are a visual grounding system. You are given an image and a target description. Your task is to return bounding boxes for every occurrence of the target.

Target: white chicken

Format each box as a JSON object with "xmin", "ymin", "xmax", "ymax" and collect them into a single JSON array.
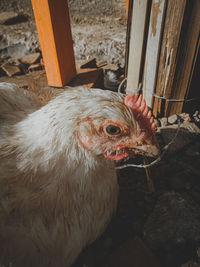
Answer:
[{"xmin": 0, "ymin": 82, "xmax": 159, "ymax": 267}]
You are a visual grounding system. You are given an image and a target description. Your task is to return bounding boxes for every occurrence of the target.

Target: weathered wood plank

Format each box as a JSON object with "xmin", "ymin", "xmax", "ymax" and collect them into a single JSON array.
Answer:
[
  {"xmin": 142, "ymin": 0, "xmax": 167, "ymax": 107},
  {"xmin": 152, "ymin": 0, "xmax": 187, "ymax": 116},
  {"xmin": 165, "ymin": 0, "xmax": 200, "ymax": 115},
  {"xmin": 31, "ymin": 0, "xmax": 76, "ymax": 87},
  {"xmin": 126, "ymin": 0, "xmax": 149, "ymax": 94}
]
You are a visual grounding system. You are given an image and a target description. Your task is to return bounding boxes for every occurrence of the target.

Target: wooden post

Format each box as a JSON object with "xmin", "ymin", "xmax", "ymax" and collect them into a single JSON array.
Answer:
[
  {"xmin": 152, "ymin": 0, "xmax": 187, "ymax": 116},
  {"xmin": 142, "ymin": 0, "xmax": 166, "ymax": 107},
  {"xmin": 126, "ymin": 0, "xmax": 129, "ymax": 17},
  {"xmin": 164, "ymin": 0, "xmax": 200, "ymax": 116},
  {"xmin": 31, "ymin": 0, "xmax": 76, "ymax": 87},
  {"xmin": 126, "ymin": 0, "xmax": 149, "ymax": 94}
]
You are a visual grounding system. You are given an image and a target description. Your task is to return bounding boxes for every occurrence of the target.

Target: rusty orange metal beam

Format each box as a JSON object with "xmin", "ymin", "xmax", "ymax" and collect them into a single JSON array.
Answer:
[{"xmin": 31, "ymin": 0, "xmax": 76, "ymax": 87}]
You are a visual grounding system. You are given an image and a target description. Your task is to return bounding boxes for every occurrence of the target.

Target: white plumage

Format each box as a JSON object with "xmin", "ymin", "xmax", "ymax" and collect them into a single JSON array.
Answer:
[{"xmin": 0, "ymin": 83, "xmax": 159, "ymax": 267}]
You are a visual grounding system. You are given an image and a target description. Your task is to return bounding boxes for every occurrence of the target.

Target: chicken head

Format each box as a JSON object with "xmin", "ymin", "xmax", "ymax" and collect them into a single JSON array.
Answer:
[{"xmin": 77, "ymin": 92, "xmax": 159, "ymax": 161}]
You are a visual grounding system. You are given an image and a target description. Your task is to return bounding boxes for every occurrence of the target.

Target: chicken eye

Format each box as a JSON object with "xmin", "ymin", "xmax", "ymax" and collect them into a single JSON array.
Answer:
[{"xmin": 105, "ymin": 125, "xmax": 121, "ymax": 135}]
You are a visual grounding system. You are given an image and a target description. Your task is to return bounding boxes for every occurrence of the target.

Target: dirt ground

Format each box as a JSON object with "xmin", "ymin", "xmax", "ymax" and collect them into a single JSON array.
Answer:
[
  {"xmin": 0, "ymin": 0, "xmax": 127, "ymax": 65},
  {"xmin": 0, "ymin": 1, "xmax": 200, "ymax": 267}
]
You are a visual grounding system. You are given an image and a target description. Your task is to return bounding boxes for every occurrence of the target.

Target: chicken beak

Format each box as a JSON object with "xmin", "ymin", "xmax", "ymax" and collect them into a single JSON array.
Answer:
[{"xmin": 130, "ymin": 135, "xmax": 160, "ymax": 158}]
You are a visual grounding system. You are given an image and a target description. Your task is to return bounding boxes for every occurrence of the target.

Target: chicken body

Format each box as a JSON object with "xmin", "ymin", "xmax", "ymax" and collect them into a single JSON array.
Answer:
[{"xmin": 0, "ymin": 83, "xmax": 158, "ymax": 267}]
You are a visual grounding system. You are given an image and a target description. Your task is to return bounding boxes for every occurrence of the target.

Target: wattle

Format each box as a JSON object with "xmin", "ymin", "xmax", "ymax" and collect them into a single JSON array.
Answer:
[{"xmin": 104, "ymin": 151, "xmax": 129, "ymax": 161}]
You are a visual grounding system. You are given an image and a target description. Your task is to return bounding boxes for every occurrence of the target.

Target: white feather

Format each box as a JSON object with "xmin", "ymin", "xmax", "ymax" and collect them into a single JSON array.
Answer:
[{"xmin": 0, "ymin": 84, "xmax": 126, "ymax": 267}]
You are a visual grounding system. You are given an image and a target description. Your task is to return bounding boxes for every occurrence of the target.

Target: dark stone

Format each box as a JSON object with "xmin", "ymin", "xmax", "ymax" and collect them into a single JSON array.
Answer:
[
  {"xmin": 0, "ymin": 11, "xmax": 28, "ymax": 25},
  {"xmin": 80, "ymin": 58, "xmax": 97, "ymax": 69},
  {"xmin": 0, "ymin": 11, "xmax": 19, "ymax": 24},
  {"xmin": 144, "ymin": 192, "xmax": 200, "ymax": 246},
  {"xmin": 144, "ymin": 192, "xmax": 200, "ymax": 266}
]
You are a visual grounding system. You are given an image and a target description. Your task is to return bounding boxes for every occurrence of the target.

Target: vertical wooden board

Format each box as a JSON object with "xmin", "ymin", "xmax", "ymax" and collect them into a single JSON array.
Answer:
[
  {"xmin": 31, "ymin": 0, "xmax": 76, "ymax": 87},
  {"xmin": 183, "ymin": 40, "xmax": 200, "ymax": 113},
  {"xmin": 166, "ymin": 0, "xmax": 200, "ymax": 115},
  {"xmin": 126, "ymin": 0, "xmax": 149, "ymax": 94},
  {"xmin": 152, "ymin": 0, "xmax": 187, "ymax": 116},
  {"xmin": 142, "ymin": 0, "xmax": 166, "ymax": 107}
]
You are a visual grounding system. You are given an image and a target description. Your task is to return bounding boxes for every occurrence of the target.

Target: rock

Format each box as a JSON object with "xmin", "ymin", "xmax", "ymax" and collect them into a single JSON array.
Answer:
[
  {"xmin": 28, "ymin": 63, "xmax": 43, "ymax": 72},
  {"xmin": 0, "ymin": 11, "xmax": 28, "ymax": 25},
  {"xmin": 193, "ymin": 116, "xmax": 200, "ymax": 123},
  {"xmin": 0, "ymin": 11, "xmax": 19, "ymax": 24},
  {"xmin": 144, "ymin": 192, "xmax": 200, "ymax": 266},
  {"xmin": 0, "ymin": 44, "xmax": 29, "ymax": 62},
  {"xmin": 157, "ymin": 122, "xmax": 200, "ymax": 154},
  {"xmin": 19, "ymin": 53, "xmax": 41, "ymax": 65},
  {"xmin": 1, "ymin": 62, "xmax": 21, "ymax": 76},
  {"xmin": 168, "ymin": 114, "xmax": 178, "ymax": 124},
  {"xmin": 104, "ymin": 237, "xmax": 163, "ymax": 267},
  {"xmin": 181, "ymin": 122, "xmax": 200, "ymax": 134},
  {"xmin": 179, "ymin": 113, "xmax": 191, "ymax": 122},
  {"xmin": 7, "ymin": 58, "xmax": 21, "ymax": 65},
  {"xmin": 181, "ymin": 261, "xmax": 200, "ymax": 267},
  {"xmin": 80, "ymin": 58, "xmax": 97, "ymax": 69},
  {"xmin": 144, "ymin": 191, "xmax": 200, "ymax": 249},
  {"xmin": 104, "ymin": 70, "xmax": 118, "ymax": 90},
  {"xmin": 193, "ymin": 111, "xmax": 200, "ymax": 122},
  {"xmin": 103, "ymin": 64, "xmax": 119, "ymax": 72},
  {"xmin": 160, "ymin": 117, "xmax": 168, "ymax": 127},
  {"xmin": 103, "ymin": 64, "xmax": 124, "ymax": 91},
  {"xmin": 193, "ymin": 111, "xmax": 199, "ymax": 117}
]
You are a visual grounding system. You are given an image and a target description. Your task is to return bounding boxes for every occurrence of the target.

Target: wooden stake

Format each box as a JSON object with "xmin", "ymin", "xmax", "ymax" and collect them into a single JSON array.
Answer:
[
  {"xmin": 126, "ymin": 0, "xmax": 129, "ymax": 18},
  {"xmin": 31, "ymin": 0, "xmax": 76, "ymax": 87}
]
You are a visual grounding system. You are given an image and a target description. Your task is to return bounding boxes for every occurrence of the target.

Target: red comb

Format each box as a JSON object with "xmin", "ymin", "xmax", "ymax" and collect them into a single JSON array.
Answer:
[{"xmin": 124, "ymin": 94, "xmax": 156, "ymax": 135}]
